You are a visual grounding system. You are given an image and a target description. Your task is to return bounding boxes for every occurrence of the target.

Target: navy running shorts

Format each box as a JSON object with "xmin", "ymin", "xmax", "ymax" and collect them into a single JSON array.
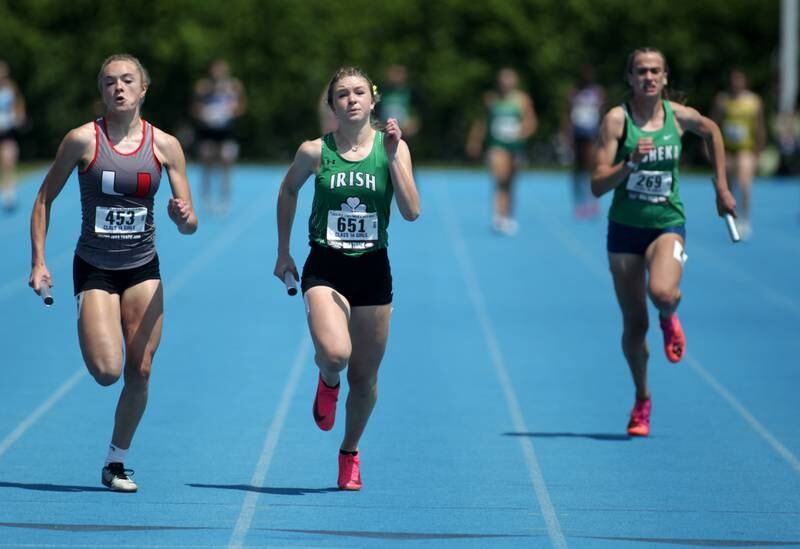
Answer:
[{"xmin": 607, "ymin": 221, "xmax": 686, "ymax": 255}]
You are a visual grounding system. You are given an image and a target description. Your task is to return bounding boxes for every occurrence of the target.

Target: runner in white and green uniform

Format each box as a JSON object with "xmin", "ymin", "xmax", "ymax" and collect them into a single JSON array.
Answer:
[
  {"xmin": 377, "ymin": 64, "xmax": 419, "ymax": 144},
  {"xmin": 486, "ymin": 96, "xmax": 525, "ymax": 152},
  {"xmin": 274, "ymin": 67, "xmax": 420, "ymax": 492},
  {"xmin": 379, "ymin": 87, "xmax": 413, "ymax": 128},
  {"xmin": 591, "ymin": 48, "xmax": 736, "ymax": 439},
  {"xmin": 466, "ymin": 68, "xmax": 537, "ymax": 236}
]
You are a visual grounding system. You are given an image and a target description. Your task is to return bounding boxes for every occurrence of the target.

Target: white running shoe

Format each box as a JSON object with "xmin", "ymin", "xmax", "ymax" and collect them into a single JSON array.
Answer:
[
  {"xmin": 102, "ymin": 462, "xmax": 138, "ymax": 492},
  {"xmin": 492, "ymin": 216, "xmax": 519, "ymax": 236},
  {"xmin": 501, "ymin": 217, "xmax": 519, "ymax": 236}
]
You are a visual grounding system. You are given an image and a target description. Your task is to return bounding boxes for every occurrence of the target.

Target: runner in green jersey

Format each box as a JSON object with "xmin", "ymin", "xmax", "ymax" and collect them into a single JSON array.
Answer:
[
  {"xmin": 377, "ymin": 64, "xmax": 420, "ymax": 146},
  {"xmin": 591, "ymin": 48, "xmax": 736, "ymax": 438},
  {"xmin": 274, "ymin": 67, "xmax": 420, "ymax": 491},
  {"xmin": 308, "ymin": 130, "xmax": 393, "ymax": 254},
  {"xmin": 466, "ymin": 68, "xmax": 537, "ymax": 235}
]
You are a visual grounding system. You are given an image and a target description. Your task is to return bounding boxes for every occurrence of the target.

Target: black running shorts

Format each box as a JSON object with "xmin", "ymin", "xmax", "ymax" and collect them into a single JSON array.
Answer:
[
  {"xmin": 301, "ymin": 243, "xmax": 392, "ymax": 307},
  {"xmin": 73, "ymin": 253, "xmax": 161, "ymax": 296}
]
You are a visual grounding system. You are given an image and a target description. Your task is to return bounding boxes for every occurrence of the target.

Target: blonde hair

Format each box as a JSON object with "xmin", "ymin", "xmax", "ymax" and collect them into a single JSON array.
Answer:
[
  {"xmin": 325, "ymin": 66, "xmax": 379, "ymax": 110},
  {"xmin": 97, "ymin": 54, "xmax": 151, "ymax": 92}
]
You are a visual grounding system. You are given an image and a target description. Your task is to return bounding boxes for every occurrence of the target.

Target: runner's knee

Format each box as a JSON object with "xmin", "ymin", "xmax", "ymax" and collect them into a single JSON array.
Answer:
[
  {"xmin": 315, "ymin": 343, "xmax": 350, "ymax": 372},
  {"xmin": 87, "ymin": 356, "xmax": 123, "ymax": 387},
  {"xmin": 123, "ymin": 358, "xmax": 152, "ymax": 389},
  {"xmin": 622, "ymin": 317, "xmax": 649, "ymax": 343},
  {"xmin": 649, "ymin": 283, "xmax": 679, "ymax": 311},
  {"xmin": 347, "ymin": 368, "xmax": 378, "ymax": 394}
]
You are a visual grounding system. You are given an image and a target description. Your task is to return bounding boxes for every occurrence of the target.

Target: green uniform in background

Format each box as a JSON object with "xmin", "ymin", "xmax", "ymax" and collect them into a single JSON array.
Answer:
[
  {"xmin": 379, "ymin": 87, "xmax": 413, "ymax": 129},
  {"xmin": 486, "ymin": 93, "xmax": 525, "ymax": 152}
]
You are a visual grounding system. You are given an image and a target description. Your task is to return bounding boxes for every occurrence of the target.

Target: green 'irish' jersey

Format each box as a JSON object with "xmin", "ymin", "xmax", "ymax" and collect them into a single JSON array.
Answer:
[
  {"xmin": 309, "ymin": 131, "xmax": 394, "ymax": 256},
  {"xmin": 610, "ymin": 100, "xmax": 686, "ymax": 228}
]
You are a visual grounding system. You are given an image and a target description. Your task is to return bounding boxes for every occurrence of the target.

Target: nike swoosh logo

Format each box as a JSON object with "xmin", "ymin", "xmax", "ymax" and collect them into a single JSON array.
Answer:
[{"xmin": 663, "ymin": 134, "xmax": 673, "ymax": 139}]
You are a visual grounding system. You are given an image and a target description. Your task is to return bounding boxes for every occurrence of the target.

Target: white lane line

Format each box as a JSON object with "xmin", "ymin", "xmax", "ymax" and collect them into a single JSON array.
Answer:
[
  {"xmin": 531, "ymin": 200, "xmax": 800, "ymax": 476},
  {"xmin": 0, "ymin": 187, "xmax": 275, "ymax": 461},
  {"xmin": 228, "ymin": 337, "xmax": 310, "ymax": 549},
  {"xmin": 0, "ymin": 368, "xmax": 85, "ymax": 458},
  {"xmin": 164, "ymin": 186, "xmax": 274, "ymax": 298},
  {"xmin": 689, "ymin": 240, "xmax": 800, "ymax": 319},
  {"xmin": 686, "ymin": 354, "xmax": 800, "ymax": 474},
  {"xmin": 438, "ymin": 184, "xmax": 568, "ymax": 549},
  {"xmin": 530, "ymin": 209, "xmax": 609, "ymax": 282}
]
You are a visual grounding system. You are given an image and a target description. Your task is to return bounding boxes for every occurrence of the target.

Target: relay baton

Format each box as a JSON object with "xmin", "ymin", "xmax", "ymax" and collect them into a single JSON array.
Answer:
[
  {"xmin": 40, "ymin": 281, "xmax": 54, "ymax": 307},
  {"xmin": 283, "ymin": 271, "xmax": 298, "ymax": 296},
  {"xmin": 724, "ymin": 213, "xmax": 740, "ymax": 243}
]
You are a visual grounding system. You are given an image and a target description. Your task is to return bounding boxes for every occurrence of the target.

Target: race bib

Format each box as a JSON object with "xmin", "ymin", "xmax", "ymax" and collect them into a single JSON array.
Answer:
[
  {"xmin": 95, "ymin": 206, "xmax": 147, "ymax": 234},
  {"xmin": 203, "ymin": 103, "xmax": 234, "ymax": 128},
  {"xmin": 723, "ymin": 121, "xmax": 748, "ymax": 145},
  {"xmin": 326, "ymin": 209, "xmax": 378, "ymax": 250},
  {"xmin": 571, "ymin": 104, "xmax": 600, "ymax": 130},
  {"xmin": 626, "ymin": 170, "xmax": 672, "ymax": 203},
  {"xmin": 490, "ymin": 116, "xmax": 521, "ymax": 142}
]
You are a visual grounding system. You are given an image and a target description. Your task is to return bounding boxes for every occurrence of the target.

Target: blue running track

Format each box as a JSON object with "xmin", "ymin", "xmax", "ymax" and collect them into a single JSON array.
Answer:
[{"xmin": 1, "ymin": 165, "xmax": 798, "ymax": 548}]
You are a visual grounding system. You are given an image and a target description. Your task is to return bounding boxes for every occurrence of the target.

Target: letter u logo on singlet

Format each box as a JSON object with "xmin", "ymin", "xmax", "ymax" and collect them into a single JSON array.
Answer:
[
  {"xmin": 101, "ymin": 171, "xmax": 123, "ymax": 196},
  {"xmin": 101, "ymin": 170, "xmax": 152, "ymax": 197}
]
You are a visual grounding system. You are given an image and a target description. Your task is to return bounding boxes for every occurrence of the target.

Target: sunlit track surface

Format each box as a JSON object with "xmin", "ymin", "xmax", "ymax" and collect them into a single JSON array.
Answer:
[{"xmin": 1, "ymin": 167, "xmax": 797, "ymax": 548}]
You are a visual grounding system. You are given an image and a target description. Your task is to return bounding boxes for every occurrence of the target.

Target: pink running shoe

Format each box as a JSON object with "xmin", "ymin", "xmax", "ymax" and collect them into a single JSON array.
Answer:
[
  {"xmin": 627, "ymin": 397, "xmax": 651, "ymax": 437},
  {"xmin": 312, "ymin": 374, "xmax": 340, "ymax": 431},
  {"xmin": 338, "ymin": 452, "xmax": 362, "ymax": 491},
  {"xmin": 660, "ymin": 314, "xmax": 686, "ymax": 363}
]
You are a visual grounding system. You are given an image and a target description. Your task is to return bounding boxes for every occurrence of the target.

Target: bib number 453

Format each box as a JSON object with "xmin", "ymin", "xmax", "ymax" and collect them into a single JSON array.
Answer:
[
  {"xmin": 105, "ymin": 209, "xmax": 136, "ymax": 226},
  {"xmin": 94, "ymin": 206, "xmax": 147, "ymax": 234}
]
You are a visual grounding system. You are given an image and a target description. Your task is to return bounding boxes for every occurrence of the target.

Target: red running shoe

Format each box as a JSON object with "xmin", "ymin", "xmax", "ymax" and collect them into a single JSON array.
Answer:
[
  {"xmin": 660, "ymin": 314, "xmax": 686, "ymax": 363},
  {"xmin": 338, "ymin": 452, "xmax": 362, "ymax": 491},
  {"xmin": 627, "ymin": 397, "xmax": 652, "ymax": 437},
  {"xmin": 312, "ymin": 374, "xmax": 339, "ymax": 431}
]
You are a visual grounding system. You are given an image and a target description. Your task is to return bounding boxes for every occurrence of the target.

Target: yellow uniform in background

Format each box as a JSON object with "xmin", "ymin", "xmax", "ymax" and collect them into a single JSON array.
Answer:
[{"xmin": 720, "ymin": 91, "xmax": 761, "ymax": 153}]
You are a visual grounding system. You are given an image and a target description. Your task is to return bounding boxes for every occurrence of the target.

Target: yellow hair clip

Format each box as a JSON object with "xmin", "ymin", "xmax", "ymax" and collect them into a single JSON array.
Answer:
[{"xmin": 372, "ymin": 84, "xmax": 379, "ymax": 96}]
